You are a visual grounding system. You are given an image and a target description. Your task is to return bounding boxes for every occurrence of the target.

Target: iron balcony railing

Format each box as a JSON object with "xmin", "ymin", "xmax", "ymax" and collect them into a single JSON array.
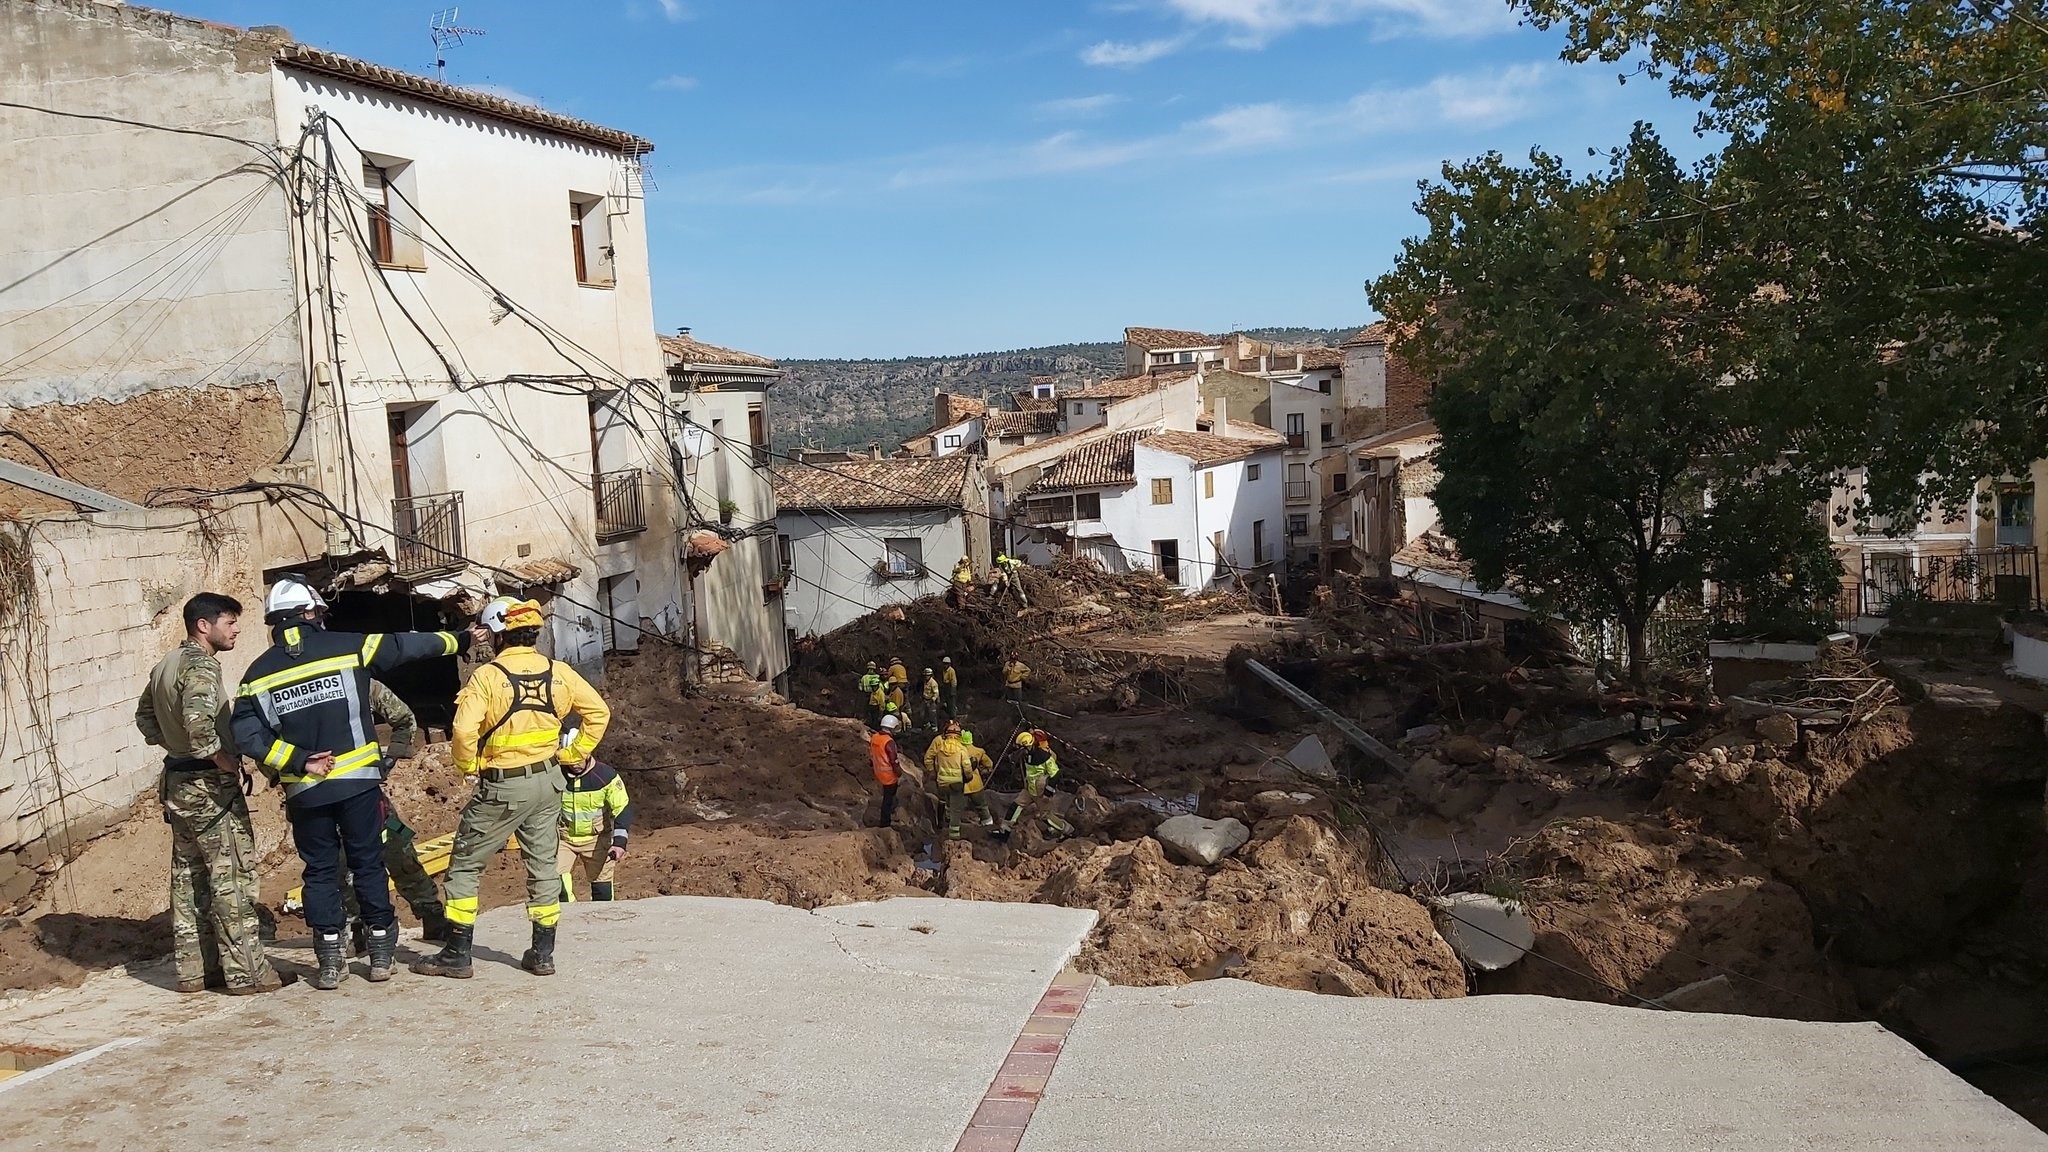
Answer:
[
  {"xmin": 1285, "ymin": 481, "xmax": 1311, "ymax": 503},
  {"xmin": 1859, "ymin": 545, "xmax": 2040, "ymax": 615},
  {"xmin": 392, "ymin": 492, "xmax": 464, "ymax": 578},
  {"xmin": 594, "ymin": 468, "xmax": 646, "ymax": 542}
]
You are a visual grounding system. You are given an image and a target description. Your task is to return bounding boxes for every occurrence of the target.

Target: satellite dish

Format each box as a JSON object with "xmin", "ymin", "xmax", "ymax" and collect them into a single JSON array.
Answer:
[{"xmin": 1430, "ymin": 893, "xmax": 1534, "ymax": 971}]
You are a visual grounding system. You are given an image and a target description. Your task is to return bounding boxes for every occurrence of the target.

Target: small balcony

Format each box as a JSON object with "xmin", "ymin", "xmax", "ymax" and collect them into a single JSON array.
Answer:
[
  {"xmin": 392, "ymin": 491, "xmax": 465, "ymax": 578},
  {"xmin": 1285, "ymin": 481, "xmax": 1311, "ymax": 504},
  {"xmin": 1285, "ymin": 432, "xmax": 1307, "ymax": 450},
  {"xmin": 594, "ymin": 468, "xmax": 647, "ymax": 542}
]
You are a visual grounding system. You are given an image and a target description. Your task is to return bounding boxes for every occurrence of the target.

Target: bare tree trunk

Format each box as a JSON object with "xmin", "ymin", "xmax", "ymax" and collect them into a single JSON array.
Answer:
[{"xmin": 1625, "ymin": 617, "xmax": 1650, "ymax": 686}]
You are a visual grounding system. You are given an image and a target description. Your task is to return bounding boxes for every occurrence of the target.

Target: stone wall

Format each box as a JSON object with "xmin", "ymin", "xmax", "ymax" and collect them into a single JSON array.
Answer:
[{"xmin": 0, "ymin": 498, "xmax": 322, "ymax": 908}]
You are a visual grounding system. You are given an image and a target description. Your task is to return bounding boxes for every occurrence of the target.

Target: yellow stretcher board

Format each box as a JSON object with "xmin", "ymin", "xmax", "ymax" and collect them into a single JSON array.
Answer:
[{"xmin": 283, "ymin": 834, "xmax": 519, "ymax": 911}]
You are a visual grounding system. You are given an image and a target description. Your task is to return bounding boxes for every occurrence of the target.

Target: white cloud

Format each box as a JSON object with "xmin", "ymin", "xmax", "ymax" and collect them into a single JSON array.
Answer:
[
  {"xmin": 1157, "ymin": 0, "xmax": 1515, "ymax": 44},
  {"xmin": 656, "ymin": 0, "xmax": 691, "ymax": 22},
  {"xmin": 681, "ymin": 61, "xmax": 1568, "ymax": 204},
  {"xmin": 1081, "ymin": 36, "xmax": 1189, "ymax": 66},
  {"xmin": 1198, "ymin": 102, "xmax": 1298, "ymax": 149},
  {"xmin": 653, "ymin": 74, "xmax": 699, "ymax": 91},
  {"xmin": 1033, "ymin": 94, "xmax": 1126, "ymax": 119}
]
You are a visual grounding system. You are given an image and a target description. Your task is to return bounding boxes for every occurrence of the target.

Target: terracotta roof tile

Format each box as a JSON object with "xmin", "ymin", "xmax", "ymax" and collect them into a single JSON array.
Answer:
[
  {"xmin": 1124, "ymin": 327, "xmax": 1217, "ymax": 350},
  {"xmin": 772, "ymin": 455, "xmax": 973, "ymax": 511},
  {"xmin": 986, "ymin": 409, "xmax": 1061, "ymax": 437},
  {"xmin": 1142, "ymin": 428, "xmax": 1281, "ymax": 467},
  {"xmin": 276, "ymin": 45, "xmax": 652, "ymax": 153},
  {"xmin": 1300, "ymin": 347, "xmax": 1345, "ymax": 370},
  {"xmin": 659, "ymin": 333, "xmax": 779, "ymax": 370},
  {"xmin": 1070, "ymin": 368, "xmax": 1197, "ymax": 400},
  {"xmin": 1012, "ymin": 392, "xmax": 1059, "ymax": 413},
  {"xmin": 1021, "ymin": 430, "xmax": 1150, "ymax": 496},
  {"xmin": 502, "ymin": 556, "xmax": 578, "ymax": 586},
  {"xmin": 1342, "ymin": 321, "xmax": 1390, "ymax": 347}
]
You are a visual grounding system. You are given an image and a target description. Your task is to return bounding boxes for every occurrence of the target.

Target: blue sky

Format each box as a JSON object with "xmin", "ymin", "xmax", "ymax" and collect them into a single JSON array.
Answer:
[{"xmin": 170, "ymin": 1, "xmax": 1699, "ymax": 358}]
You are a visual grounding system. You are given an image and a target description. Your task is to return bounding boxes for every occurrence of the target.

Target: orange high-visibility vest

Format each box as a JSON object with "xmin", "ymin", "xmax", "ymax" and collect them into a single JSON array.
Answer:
[{"xmin": 868, "ymin": 732, "xmax": 899, "ymax": 786}]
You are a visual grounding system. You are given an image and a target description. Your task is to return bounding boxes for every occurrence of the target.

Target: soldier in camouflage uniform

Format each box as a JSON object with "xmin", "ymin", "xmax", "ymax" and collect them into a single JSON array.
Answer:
[
  {"xmin": 339, "ymin": 680, "xmax": 449, "ymax": 950},
  {"xmin": 134, "ymin": 593, "xmax": 280, "ymax": 995}
]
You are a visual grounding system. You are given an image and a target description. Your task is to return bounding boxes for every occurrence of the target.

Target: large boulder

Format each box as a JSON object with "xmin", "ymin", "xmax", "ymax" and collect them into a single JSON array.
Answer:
[{"xmin": 1154, "ymin": 815, "xmax": 1251, "ymax": 866}]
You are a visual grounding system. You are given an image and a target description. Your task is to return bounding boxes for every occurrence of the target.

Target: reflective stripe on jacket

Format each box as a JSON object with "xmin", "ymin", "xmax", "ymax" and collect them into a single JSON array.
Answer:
[
  {"xmin": 232, "ymin": 623, "xmax": 467, "ymax": 808},
  {"xmin": 561, "ymin": 762, "xmax": 632, "ymax": 842},
  {"xmin": 925, "ymin": 736, "xmax": 970, "ymax": 787},
  {"xmin": 451, "ymin": 646, "xmax": 610, "ymax": 775}
]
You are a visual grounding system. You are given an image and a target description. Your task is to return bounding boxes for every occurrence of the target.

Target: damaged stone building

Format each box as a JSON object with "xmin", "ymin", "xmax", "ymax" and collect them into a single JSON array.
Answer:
[{"xmin": 0, "ymin": 1, "xmax": 690, "ymax": 897}]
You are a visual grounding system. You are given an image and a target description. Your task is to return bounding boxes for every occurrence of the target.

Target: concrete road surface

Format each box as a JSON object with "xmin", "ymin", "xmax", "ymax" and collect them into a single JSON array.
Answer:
[
  {"xmin": 4, "ymin": 896, "xmax": 2042, "ymax": 1151},
  {"xmin": 0, "ymin": 896, "xmax": 1094, "ymax": 1152},
  {"xmin": 1025, "ymin": 979, "xmax": 2048, "ymax": 1152}
]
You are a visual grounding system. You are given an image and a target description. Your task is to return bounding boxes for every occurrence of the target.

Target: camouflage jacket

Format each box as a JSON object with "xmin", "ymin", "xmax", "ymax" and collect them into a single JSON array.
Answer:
[
  {"xmin": 136, "ymin": 640, "xmax": 231, "ymax": 762},
  {"xmin": 369, "ymin": 679, "xmax": 418, "ymax": 759}
]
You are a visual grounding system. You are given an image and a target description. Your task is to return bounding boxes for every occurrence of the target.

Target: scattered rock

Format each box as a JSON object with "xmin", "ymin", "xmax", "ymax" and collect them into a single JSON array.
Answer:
[
  {"xmin": 1754, "ymin": 713, "xmax": 1799, "ymax": 748},
  {"xmin": 1925, "ymin": 683, "xmax": 2003, "ymax": 713},
  {"xmin": 1601, "ymin": 742, "xmax": 1646, "ymax": 769},
  {"xmin": 1404, "ymin": 724, "xmax": 1444, "ymax": 743},
  {"xmin": 1442, "ymin": 736, "xmax": 1493, "ymax": 766},
  {"xmin": 1153, "ymin": 815, "xmax": 1252, "ymax": 866}
]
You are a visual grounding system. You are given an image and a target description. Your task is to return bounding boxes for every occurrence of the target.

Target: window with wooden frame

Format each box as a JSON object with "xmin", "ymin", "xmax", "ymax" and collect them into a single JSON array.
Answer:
[
  {"xmin": 1151, "ymin": 478, "xmax": 1173, "ymax": 505},
  {"xmin": 1203, "ymin": 471, "xmax": 1215, "ymax": 499},
  {"xmin": 364, "ymin": 163, "xmax": 395, "ymax": 265},
  {"xmin": 569, "ymin": 192, "xmax": 613, "ymax": 287}
]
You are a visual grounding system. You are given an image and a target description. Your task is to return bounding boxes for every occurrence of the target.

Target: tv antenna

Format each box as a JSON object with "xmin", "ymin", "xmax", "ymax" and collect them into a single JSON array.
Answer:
[{"xmin": 429, "ymin": 8, "xmax": 486, "ymax": 81}]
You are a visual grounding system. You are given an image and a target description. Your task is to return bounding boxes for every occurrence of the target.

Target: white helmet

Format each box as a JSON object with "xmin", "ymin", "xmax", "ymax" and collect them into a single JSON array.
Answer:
[
  {"xmin": 880, "ymin": 714, "xmax": 900, "ymax": 731},
  {"xmin": 479, "ymin": 595, "xmax": 519, "ymax": 634},
  {"xmin": 265, "ymin": 577, "xmax": 327, "ymax": 617}
]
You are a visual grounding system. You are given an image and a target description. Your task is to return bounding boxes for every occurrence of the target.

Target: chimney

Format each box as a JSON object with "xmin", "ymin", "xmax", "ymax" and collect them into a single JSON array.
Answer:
[
  {"xmin": 935, "ymin": 390, "xmax": 950, "ymax": 431},
  {"xmin": 1212, "ymin": 395, "xmax": 1229, "ymax": 432},
  {"xmin": 677, "ymin": 326, "xmax": 692, "ymax": 338},
  {"xmin": 869, "ymin": 442, "xmax": 882, "ymax": 460}
]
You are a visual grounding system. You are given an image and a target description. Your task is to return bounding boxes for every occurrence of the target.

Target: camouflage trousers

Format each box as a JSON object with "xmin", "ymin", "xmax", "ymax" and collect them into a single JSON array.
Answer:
[
  {"xmin": 163, "ymin": 766, "xmax": 268, "ymax": 988},
  {"xmin": 340, "ymin": 802, "xmax": 442, "ymax": 924}
]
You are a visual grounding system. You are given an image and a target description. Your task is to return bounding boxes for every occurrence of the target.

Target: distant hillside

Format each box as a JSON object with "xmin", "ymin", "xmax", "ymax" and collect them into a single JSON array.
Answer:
[{"xmin": 773, "ymin": 326, "xmax": 1357, "ymax": 452}]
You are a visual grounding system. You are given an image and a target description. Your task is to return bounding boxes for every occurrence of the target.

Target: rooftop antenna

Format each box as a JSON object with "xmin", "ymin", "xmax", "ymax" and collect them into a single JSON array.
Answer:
[{"xmin": 429, "ymin": 7, "xmax": 486, "ymax": 82}]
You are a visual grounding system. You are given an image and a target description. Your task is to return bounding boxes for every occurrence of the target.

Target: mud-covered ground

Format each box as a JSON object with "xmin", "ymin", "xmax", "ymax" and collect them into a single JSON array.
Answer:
[{"xmin": 9, "ymin": 582, "xmax": 2048, "ymax": 1129}]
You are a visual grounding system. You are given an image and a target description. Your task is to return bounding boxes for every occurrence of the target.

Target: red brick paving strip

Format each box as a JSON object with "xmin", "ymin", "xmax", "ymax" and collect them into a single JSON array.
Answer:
[{"xmin": 953, "ymin": 967, "xmax": 1096, "ymax": 1152}]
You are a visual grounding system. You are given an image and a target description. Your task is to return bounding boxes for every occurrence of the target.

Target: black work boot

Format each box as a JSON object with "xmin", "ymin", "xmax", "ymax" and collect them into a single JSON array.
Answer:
[
  {"xmin": 417, "ymin": 904, "xmax": 450, "ymax": 944},
  {"xmin": 590, "ymin": 882, "xmax": 614, "ymax": 902},
  {"xmin": 365, "ymin": 925, "xmax": 398, "ymax": 983},
  {"xmin": 311, "ymin": 931, "xmax": 347, "ymax": 991},
  {"xmin": 410, "ymin": 924, "xmax": 474, "ymax": 979},
  {"xmin": 521, "ymin": 924, "xmax": 557, "ymax": 976}
]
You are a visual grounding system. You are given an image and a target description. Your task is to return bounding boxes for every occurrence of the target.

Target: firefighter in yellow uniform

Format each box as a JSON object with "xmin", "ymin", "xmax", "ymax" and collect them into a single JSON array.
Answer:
[
  {"xmin": 940, "ymin": 656, "xmax": 959, "ymax": 719},
  {"xmin": 414, "ymin": 598, "xmax": 609, "ymax": 980},
  {"xmin": 557, "ymin": 737, "xmax": 632, "ymax": 903}
]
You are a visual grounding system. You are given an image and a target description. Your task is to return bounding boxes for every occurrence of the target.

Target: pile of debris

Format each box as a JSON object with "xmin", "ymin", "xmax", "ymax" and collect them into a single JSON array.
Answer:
[{"xmin": 1724, "ymin": 640, "xmax": 1899, "ymax": 729}]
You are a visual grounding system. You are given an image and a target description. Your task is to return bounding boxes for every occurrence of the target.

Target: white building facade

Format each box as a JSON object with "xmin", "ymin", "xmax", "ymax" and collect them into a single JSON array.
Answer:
[{"xmin": 773, "ymin": 456, "xmax": 992, "ymax": 636}]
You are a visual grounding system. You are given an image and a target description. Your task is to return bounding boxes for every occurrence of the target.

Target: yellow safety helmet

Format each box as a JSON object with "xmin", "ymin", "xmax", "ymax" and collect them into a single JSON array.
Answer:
[{"xmin": 1016, "ymin": 731, "xmax": 1037, "ymax": 748}]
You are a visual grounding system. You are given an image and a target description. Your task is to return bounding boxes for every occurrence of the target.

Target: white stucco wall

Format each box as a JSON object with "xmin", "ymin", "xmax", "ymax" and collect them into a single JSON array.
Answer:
[
  {"xmin": 270, "ymin": 66, "xmax": 679, "ymax": 671},
  {"xmin": 781, "ymin": 507, "xmax": 972, "ymax": 636},
  {"xmin": 676, "ymin": 385, "xmax": 788, "ymax": 681},
  {"xmin": 0, "ymin": 2, "xmax": 304, "ymax": 409}
]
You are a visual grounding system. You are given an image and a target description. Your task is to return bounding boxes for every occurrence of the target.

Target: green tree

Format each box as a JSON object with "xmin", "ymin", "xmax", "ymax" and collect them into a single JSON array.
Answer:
[
  {"xmin": 1373, "ymin": 128, "xmax": 1833, "ymax": 680},
  {"xmin": 1522, "ymin": 0, "xmax": 2048, "ymax": 526}
]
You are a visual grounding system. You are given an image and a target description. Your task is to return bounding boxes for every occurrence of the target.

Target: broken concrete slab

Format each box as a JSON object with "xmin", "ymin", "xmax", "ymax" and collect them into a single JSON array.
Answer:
[
  {"xmin": 0, "ymin": 897, "xmax": 1097, "ymax": 1152},
  {"xmin": 1027, "ymin": 982, "xmax": 2048, "ymax": 1151},
  {"xmin": 1153, "ymin": 815, "xmax": 1251, "ymax": 866},
  {"xmin": 1284, "ymin": 734, "xmax": 1334, "ymax": 779}
]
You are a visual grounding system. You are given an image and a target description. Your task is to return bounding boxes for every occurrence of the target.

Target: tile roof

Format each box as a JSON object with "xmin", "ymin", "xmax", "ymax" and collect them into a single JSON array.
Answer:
[
  {"xmin": 1012, "ymin": 391, "xmax": 1059, "ymax": 413},
  {"xmin": 1342, "ymin": 321, "xmax": 1390, "ymax": 347},
  {"xmin": 1300, "ymin": 347, "xmax": 1345, "ymax": 370},
  {"xmin": 1021, "ymin": 430, "xmax": 1150, "ymax": 496},
  {"xmin": 276, "ymin": 45, "xmax": 653, "ymax": 154},
  {"xmin": 1125, "ymin": 327, "xmax": 1218, "ymax": 350},
  {"xmin": 1070, "ymin": 368, "xmax": 1197, "ymax": 400},
  {"xmin": 659, "ymin": 333, "xmax": 780, "ymax": 370},
  {"xmin": 986, "ymin": 408, "xmax": 1061, "ymax": 437},
  {"xmin": 1143, "ymin": 428, "xmax": 1282, "ymax": 467},
  {"xmin": 772, "ymin": 455, "xmax": 974, "ymax": 511},
  {"xmin": 502, "ymin": 556, "xmax": 579, "ymax": 587},
  {"xmin": 1355, "ymin": 419, "xmax": 1438, "ymax": 453}
]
